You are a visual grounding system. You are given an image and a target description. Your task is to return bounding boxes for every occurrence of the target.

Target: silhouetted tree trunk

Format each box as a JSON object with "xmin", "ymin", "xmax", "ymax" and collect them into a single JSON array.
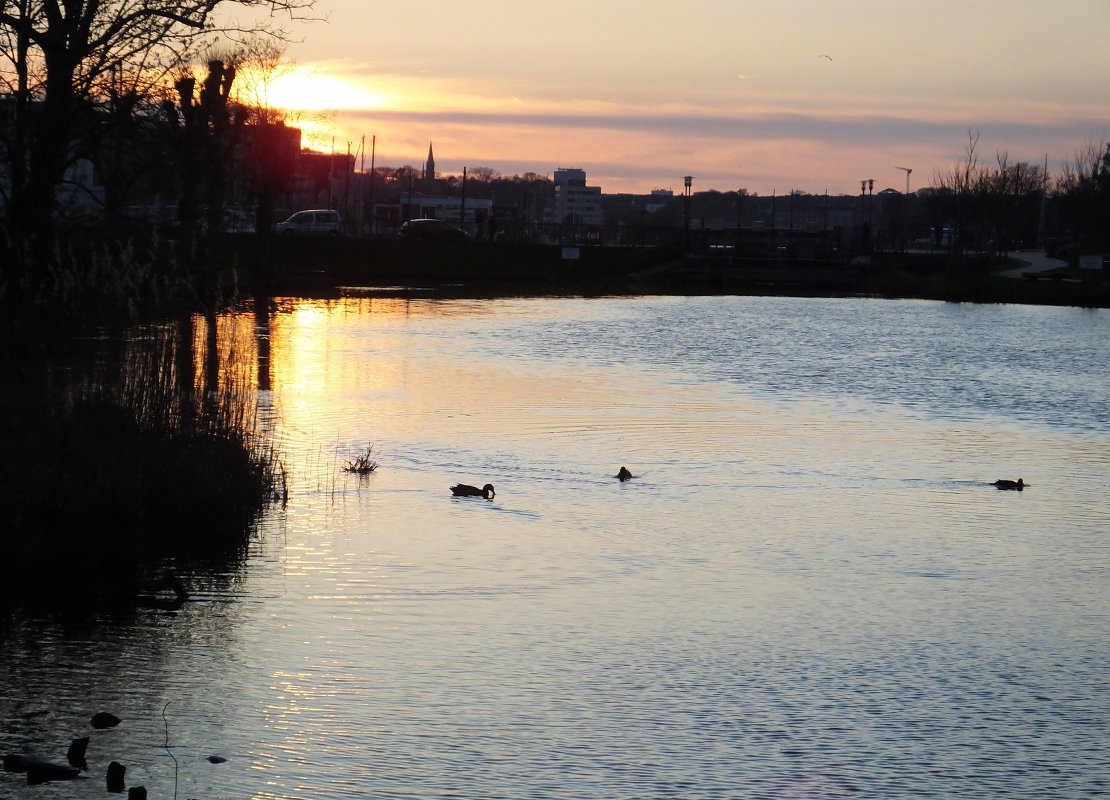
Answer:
[
  {"xmin": 162, "ymin": 60, "xmax": 238, "ymax": 269},
  {"xmin": 244, "ymin": 121, "xmax": 298, "ymax": 284},
  {"xmin": 202, "ymin": 60, "xmax": 236, "ymax": 242}
]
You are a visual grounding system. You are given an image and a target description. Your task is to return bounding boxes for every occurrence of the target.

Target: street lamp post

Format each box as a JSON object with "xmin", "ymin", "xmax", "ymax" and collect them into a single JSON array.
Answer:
[
  {"xmin": 735, "ymin": 187, "xmax": 745, "ymax": 251},
  {"xmin": 860, "ymin": 179, "xmax": 874, "ymax": 254},
  {"xmin": 460, "ymin": 166, "xmax": 468, "ymax": 232},
  {"xmin": 860, "ymin": 180, "xmax": 866, "ymax": 250},
  {"xmin": 867, "ymin": 179, "xmax": 875, "ymax": 252},
  {"xmin": 683, "ymin": 175, "xmax": 694, "ymax": 236},
  {"xmin": 896, "ymin": 167, "xmax": 913, "ymax": 252}
]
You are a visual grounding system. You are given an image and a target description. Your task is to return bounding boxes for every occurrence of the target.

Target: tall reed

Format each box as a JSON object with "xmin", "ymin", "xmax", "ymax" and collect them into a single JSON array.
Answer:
[{"xmin": 0, "ymin": 313, "xmax": 277, "ymax": 610}]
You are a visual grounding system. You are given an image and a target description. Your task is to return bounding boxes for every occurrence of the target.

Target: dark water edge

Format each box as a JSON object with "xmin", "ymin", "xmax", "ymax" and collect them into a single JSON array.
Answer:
[
  {"xmin": 213, "ymin": 234, "xmax": 1110, "ymax": 308},
  {"xmin": 0, "ymin": 323, "xmax": 276, "ymax": 614}
]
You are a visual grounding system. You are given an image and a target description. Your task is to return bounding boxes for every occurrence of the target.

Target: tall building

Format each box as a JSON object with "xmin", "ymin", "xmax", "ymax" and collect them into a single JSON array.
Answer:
[{"xmin": 546, "ymin": 167, "xmax": 602, "ymax": 225}]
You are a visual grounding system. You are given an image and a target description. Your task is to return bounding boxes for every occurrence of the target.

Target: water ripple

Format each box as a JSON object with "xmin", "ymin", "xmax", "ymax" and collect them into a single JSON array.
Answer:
[{"xmin": 2, "ymin": 296, "xmax": 1108, "ymax": 800}]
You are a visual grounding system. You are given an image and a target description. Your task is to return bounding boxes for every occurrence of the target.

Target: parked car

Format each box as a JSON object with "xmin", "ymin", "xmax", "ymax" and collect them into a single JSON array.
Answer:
[
  {"xmin": 398, "ymin": 218, "xmax": 470, "ymax": 242},
  {"xmin": 275, "ymin": 209, "xmax": 342, "ymax": 236}
]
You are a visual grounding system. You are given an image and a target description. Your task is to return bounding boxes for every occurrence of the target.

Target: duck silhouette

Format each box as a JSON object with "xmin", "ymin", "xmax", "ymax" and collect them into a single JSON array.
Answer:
[
  {"xmin": 450, "ymin": 483, "xmax": 495, "ymax": 499},
  {"xmin": 991, "ymin": 478, "xmax": 1025, "ymax": 490},
  {"xmin": 616, "ymin": 467, "xmax": 633, "ymax": 481}
]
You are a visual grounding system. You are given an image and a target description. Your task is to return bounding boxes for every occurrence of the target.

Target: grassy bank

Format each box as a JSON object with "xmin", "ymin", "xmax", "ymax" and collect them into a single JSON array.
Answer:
[
  {"xmin": 861, "ymin": 253, "xmax": 1110, "ymax": 308},
  {"xmin": 864, "ymin": 269, "xmax": 1109, "ymax": 307}
]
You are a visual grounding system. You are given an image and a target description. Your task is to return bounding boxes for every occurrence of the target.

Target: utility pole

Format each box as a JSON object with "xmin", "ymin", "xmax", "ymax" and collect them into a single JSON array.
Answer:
[
  {"xmin": 368, "ymin": 135, "xmax": 376, "ymax": 236},
  {"xmin": 461, "ymin": 166, "xmax": 467, "ymax": 232},
  {"xmin": 735, "ymin": 187, "xmax": 744, "ymax": 253},
  {"xmin": 683, "ymin": 175, "xmax": 694, "ymax": 248}
]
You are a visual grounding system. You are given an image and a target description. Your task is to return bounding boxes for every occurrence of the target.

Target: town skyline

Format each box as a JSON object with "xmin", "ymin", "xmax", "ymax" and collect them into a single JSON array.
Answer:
[{"xmin": 246, "ymin": 0, "xmax": 1110, "ymax": 196}]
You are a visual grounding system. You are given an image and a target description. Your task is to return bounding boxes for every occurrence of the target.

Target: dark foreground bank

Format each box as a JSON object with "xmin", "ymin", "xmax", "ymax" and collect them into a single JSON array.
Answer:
[{"xmin": 0, "ymin": 323, "xmax": 277, "ymax": 612}]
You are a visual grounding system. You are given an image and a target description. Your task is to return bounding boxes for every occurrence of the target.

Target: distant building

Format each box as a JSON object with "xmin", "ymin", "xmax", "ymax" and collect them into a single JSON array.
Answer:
[
  {"xmin": 234, "ymin": 122, "xmax": 302, "ymax": 201},
  {"xmin": 546, "ymin": 167, "xmax": 602, "ymax": 225},
  {"xmin": 646, "ymin": 189, "xmax": 674, "ymax": 214},
  {"xmin": 0, "ymin": 97, "xmax": 104, "ymax": 219},
  {"xmin": 405, "ymin": 195, "xmax": 493, "ymax": 229}
]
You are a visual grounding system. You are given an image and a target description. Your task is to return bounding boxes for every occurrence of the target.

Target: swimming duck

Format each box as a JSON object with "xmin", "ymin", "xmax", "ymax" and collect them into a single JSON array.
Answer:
[
  {"xmin": 991, "ymin": 478, "xmax": 1025, "ymax": 490},
  {"xmin": 450, "ymin": 483, "xmax": 495, "ymax": 499},
  {"xmin": 616, "ymin": 467, "xmax": 633, "ymax": 481}
]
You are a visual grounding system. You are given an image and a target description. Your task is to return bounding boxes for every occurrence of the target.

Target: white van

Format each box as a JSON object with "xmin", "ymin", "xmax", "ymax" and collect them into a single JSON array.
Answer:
[{"xmin": 274, "ymin": 209, "xmax": 342, "ymax": 236}]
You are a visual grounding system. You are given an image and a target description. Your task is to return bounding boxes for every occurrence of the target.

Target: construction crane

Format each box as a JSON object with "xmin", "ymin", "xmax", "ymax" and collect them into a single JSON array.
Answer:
[{"xmin": 896, "ymin": 166, "xmax": 912, "ymax": 195}]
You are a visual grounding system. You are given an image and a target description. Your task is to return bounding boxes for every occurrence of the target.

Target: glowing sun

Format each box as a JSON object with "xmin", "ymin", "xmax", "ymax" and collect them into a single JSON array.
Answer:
[{"xmin": 265, "ymin": 67, "xmax": 384, "ymax": 111}]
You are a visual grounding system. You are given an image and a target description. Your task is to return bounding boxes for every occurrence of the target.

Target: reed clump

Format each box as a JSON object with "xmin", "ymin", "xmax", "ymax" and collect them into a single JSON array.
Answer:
[
  {"xmin": 0, "ymin": 319, "xmax": 277, "ymax": 610},
  {"xmin": 0, "ymin": 230, "xmax": 206, "ymax": 334},
  {"xmin": 343, "ymin": 443, "xmax": 379, "ymax": 474},
  {"xmin": 0, "ymin": 231, "xmax": 278, "ymax": 610}
]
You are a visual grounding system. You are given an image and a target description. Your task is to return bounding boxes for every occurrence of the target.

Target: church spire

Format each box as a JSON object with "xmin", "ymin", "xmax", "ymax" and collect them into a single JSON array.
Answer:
[{"xmin": 424, "ymin": 142, "xmax": 435, "ymax": 181}]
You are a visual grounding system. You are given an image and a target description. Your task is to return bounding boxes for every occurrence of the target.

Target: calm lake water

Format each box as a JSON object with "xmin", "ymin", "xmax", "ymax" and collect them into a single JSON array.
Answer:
[{"xmin": 3, "ymin": 295, "xmax": 1108, "ymax": 799}]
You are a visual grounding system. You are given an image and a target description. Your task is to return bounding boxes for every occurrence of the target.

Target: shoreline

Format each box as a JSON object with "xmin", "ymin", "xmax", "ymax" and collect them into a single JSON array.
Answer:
[{"xmin": 211, "ymin": 234, "xmax": 1109, "ymax": 308}]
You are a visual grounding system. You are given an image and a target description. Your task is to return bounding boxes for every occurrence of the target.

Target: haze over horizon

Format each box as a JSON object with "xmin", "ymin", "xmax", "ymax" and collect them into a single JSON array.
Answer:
[{"xmin": 253, "ymin": 0, "xmax": 1110, "ymax": 195}]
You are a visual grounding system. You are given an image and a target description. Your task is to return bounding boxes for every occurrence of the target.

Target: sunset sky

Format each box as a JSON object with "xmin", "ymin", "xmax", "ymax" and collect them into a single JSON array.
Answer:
[{"xmin": 252, "ymin": 0, "xmax": 1109, "ymax": 195}]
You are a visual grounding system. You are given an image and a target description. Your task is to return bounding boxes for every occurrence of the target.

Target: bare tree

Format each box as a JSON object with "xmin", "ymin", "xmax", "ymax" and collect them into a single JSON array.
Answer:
[
  {"xmin": 928, "ymin": 132, "xmax": 1045, "ymax": 262},
  {"xmin": 929, "ymin": 131, "xmax": 983, "ymax": 258},
  {"xmin": 230, "ymin": 37, "xmax": 293, "ymax": 125},
  {"xmin": 981, "ymin": 153, "xmax": 1045, "ymax": 258},
  {"xmin": 1055, "ymin": 139, "xmax": 1110, "ymax": 252},
  {"xmin": 160, "ymin": 57, "xmax": 240, "ymax": 266},
  {"xmin": 469, "ymin": 166, "xmax": 500, "ymax": 183},
  {"xmin": 0, "ymin": 0, "xmax": 314, "ymax": 259}
]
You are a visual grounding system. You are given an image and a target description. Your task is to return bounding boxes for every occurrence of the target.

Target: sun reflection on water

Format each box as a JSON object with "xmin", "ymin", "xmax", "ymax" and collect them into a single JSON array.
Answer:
[{"xmin": 4, "ymin": 296, "xmax": 1102, "ymax": 800}]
